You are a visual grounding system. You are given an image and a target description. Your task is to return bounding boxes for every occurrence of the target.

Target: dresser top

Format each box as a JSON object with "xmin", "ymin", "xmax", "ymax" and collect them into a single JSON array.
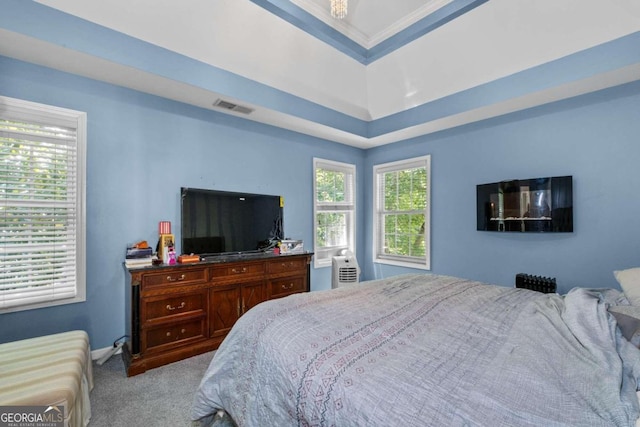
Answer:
[{"xmin": 125, "ymin": 251, "xmax": 313, "ymax": 272}]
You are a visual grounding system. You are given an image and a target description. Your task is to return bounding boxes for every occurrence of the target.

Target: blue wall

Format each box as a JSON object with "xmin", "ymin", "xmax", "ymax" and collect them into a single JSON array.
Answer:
[
  {"xmin": 0, "ymin": 56, "xmax": 363, "ymax": 349},
  {"xmin": 1, "ymin": 54, "xmax": 640, "ymax": 350},
  {"xmin": 364, "ymin": 81, "xmax": 640, "ymax": 292}
]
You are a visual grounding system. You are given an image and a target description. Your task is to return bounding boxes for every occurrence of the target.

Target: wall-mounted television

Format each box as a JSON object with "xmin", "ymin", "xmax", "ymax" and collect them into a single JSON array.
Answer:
[
  {"xmin": 181, "ymin": 187, "xmax": 284, "ymax": 256},
  {"xmin": 476, "ymin": 176, "xmax": 573, "ymax": 232}
]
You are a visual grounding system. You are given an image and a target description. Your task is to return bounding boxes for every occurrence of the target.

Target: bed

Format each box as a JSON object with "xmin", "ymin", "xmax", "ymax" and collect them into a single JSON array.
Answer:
[{"xmin": 191, "ymin": 273, "xmax": 640, "ymax": 426}]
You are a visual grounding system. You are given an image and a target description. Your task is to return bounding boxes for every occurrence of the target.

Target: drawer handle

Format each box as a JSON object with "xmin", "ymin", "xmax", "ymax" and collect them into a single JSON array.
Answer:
[
  {"xmin": 282, "ymin": 282, "xmax": 294, "ymax": 290},
  {"xmin": 166, "ymin": 329, "xmax": 186, "ymax": 337},
  {"xmin": 166, "ymin": 274, "xmax": 186, "ymax": 282},
  {"xmin": 281, "ymin": 262, "xmax": 294, "ymax": 268},
  {"xmin": 166, "ymin": 302, "xmax": 186, "ymax": 311},
  {"xmin": 232, "ymin": 267, "xmax": 248, "ymax": 274}
]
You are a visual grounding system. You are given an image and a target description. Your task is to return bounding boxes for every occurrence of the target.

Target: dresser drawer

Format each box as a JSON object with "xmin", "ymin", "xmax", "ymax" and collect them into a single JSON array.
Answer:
[
  {"xmin": 211, "ymin": 262, "xmax": 265, "ymax": 279},
  {"xmin": 143, "ymin": 318, "xmax": 206, "ymax": 353},
  {"xmin": 141, "ymin": 269, "xmax": 206, "ymax": 290},
  {"xmin": 143, "ymin": 291, "xmax": 206, "ymax": 323},
  {"xmin": 270, "ymin": 276, "xmax": 306, "ymax": 298},
  {"xmin": 268, "ymin": 257, "xmax": 307, "ymax": 274}
]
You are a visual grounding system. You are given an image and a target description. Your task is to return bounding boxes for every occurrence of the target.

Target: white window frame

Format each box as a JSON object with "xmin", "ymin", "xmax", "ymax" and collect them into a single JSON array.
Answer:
[
  {"xmin": 373, "ymin": 155, "xmax": 431, "ymax": 270},
  {"xmin": 313, "ymin": 158, "xmax": 356, "ymax": 269},
  {"xmin": 0, "ymin": 96, "xmax": 86, "ymax": 313}
]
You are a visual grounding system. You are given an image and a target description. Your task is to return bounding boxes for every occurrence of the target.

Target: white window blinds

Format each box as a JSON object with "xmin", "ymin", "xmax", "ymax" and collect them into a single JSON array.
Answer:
[{"xmin": 0, "ymin": 96, "xmax": 86, "ymax": 312}]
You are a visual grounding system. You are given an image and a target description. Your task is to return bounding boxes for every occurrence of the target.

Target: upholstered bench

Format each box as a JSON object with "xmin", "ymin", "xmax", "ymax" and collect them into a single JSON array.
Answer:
[{"xmin": 0, "ymin": 330, "xmax": 93, "ymax": 427}]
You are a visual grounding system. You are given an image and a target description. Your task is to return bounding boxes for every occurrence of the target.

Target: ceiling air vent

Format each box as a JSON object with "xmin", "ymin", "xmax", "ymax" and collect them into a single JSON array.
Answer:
[{"xmin": 213, "ymin": 99, "xmax": 254, "ymax": 115}]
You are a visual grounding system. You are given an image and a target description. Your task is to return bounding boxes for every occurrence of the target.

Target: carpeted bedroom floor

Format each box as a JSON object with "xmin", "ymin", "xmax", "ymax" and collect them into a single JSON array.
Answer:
[{"xmin": 89, "ymin": 350, "xmax": 215, "ymax": 426}]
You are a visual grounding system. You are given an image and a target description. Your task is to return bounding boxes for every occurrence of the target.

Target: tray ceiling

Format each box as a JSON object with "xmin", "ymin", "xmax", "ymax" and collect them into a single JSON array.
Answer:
[{"xmin": 1, "ymin": 0, "xmax": 639, "ymax": 148}]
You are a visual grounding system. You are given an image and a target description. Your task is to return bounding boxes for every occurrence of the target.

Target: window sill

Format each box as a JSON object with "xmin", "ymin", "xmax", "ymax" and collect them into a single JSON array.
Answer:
[{"xmin": 374, "ymin": 257, "xmax": 430, "ymax": 271}]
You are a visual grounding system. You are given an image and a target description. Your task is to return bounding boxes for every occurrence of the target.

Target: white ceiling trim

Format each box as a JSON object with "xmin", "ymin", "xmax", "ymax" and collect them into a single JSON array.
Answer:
[
  {"xmin": 291, "ymin": 0, "xmax": 454, "ymax": 49},
  {"xmin": 365, "ymin": 0, "xmax": 453, "ymax": 48},
  {"xmin": 249, "ymin": 0, "xmax": 488, "ymax": 64}
]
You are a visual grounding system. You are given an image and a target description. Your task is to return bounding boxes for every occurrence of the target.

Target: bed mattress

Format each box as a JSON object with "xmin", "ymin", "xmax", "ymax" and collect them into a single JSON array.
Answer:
[{"xmin": 0, "ymin": 330, "xmax": 93, "ymax": 427}]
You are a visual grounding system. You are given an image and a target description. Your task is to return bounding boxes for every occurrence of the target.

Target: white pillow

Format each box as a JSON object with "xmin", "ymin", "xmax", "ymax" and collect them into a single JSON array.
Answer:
[{"xmin": 614, "ymin": 268, "xmax": 640, "ymax": 306}]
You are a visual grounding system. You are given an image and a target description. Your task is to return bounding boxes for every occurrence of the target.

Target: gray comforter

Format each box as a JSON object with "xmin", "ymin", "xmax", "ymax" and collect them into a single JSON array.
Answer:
[{"xmin": 192, "ymin": 274, "xmax": 640, "ymax": 426}]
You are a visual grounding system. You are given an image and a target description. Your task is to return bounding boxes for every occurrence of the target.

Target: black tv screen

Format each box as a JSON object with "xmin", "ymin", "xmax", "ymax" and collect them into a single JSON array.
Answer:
[
  {"xmin": 181, "ymin": 187, "xmax": 284, "ymax": 256},
  {"xmin": 476, "ymin": 176, "xmax": 573, "ymax": 232}
]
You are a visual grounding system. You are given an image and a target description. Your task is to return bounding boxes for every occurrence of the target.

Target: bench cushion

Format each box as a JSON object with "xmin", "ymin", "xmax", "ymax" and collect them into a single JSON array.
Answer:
[{"xmin": 0, "ymin": 330, "xmax": 93, "ymax": 427}]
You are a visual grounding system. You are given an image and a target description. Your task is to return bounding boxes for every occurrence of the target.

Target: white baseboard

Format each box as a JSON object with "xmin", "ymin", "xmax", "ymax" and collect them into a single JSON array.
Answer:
[{"xmin": 91, "ymin": 344, "xmax": 123, "ymax": 361}]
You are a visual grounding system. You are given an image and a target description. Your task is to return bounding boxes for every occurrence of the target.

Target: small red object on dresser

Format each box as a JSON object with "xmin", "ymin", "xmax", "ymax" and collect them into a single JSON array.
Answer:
[
  {"xmin": 177, "ymin": 254, "xmax": 200, "ymax": 264},
  {"xmin": 158, "ymin": 221, "xmax": 171, "ymax": 235}
]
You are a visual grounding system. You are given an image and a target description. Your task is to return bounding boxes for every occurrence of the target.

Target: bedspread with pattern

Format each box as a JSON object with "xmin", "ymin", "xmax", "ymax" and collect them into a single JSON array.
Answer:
[{"xmin": 192, "ymin": 274, "xmax": 640, "ymax": 426}]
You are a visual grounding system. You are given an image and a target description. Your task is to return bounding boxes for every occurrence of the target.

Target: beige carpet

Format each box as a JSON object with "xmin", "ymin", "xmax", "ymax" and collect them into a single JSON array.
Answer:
[{"xmin": 89, "ymin": 350, "xmax": 215, "ymax": 426}]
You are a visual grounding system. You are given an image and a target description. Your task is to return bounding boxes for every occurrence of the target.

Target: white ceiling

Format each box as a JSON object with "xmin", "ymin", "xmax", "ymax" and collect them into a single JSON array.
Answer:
[{"xmin": 2, "ymin": 0, "xmax": 640, "ymax": 148}]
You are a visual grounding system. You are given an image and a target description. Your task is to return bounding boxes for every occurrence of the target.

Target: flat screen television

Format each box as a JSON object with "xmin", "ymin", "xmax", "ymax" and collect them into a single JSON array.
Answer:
[
  {"xmin": 476, "ymin": 176, "xmax": 573, "ymax": 232},
  {"xmin": 181, "ymin": 187, "xmax": 284, "ymax": 256}
]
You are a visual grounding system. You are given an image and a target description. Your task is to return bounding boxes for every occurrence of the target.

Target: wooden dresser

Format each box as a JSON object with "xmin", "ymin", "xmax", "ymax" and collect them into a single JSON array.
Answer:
[{"xmin": 123, "ymin": 252, "xmax": 312, "ymax": 376}]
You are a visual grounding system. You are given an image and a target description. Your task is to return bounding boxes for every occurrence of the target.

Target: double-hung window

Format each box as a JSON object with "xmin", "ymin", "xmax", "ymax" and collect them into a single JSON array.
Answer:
[
  {"xmin": 0, "ymin": 96, "xmax": 86, "ymax": 313},
  {"xmin": 373, "ymin": 155, "xmax": 430, "ymax": 269},
  {"xmin": 313, "ymin": 158, "xmax": 355, "ymax": 268}
]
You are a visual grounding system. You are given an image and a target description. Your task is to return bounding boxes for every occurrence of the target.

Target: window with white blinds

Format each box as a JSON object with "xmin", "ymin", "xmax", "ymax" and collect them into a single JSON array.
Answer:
[
  {"xmin": 0, "ymin": 96, "xmax": 86, "ymax": 313},
  {"xmin": 313, "ymin": 158, "xmax": 356, "ymax": 268},
  {"xmin": 373, "ymin": 155, "xmax": 431, "ymax": 270}
]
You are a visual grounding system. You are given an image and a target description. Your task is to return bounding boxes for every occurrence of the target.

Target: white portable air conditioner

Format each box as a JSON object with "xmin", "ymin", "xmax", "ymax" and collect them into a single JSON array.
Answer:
[{"xmin": 332, "ymin": 251, "xmax": 360, "ymax": 289}]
